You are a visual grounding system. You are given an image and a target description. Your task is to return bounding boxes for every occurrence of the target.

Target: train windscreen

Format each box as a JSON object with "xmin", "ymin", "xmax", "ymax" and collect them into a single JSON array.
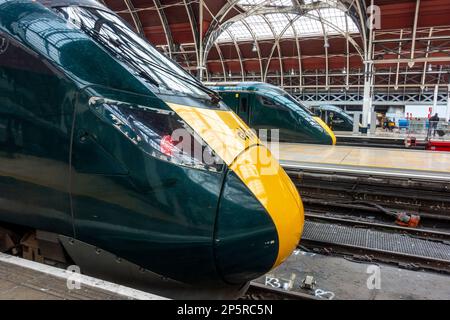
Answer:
[
  {"xmin": 55, "ymin": 6, "xmax": 220, "ymax": 104},
  {"xmin": 282, "ymin": 94, "xmax": 314, "ymax": 116}
]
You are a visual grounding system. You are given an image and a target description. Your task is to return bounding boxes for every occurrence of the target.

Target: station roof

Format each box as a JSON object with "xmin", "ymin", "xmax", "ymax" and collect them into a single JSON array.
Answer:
[{"xmin": 101, "ymin": 0, "xmax": 450, "ymax": 89}]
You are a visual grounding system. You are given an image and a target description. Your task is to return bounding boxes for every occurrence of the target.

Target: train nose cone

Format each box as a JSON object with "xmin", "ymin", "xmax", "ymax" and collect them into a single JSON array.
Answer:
[
  {"xmin": 214, "ymin": 146, "xmax": 304, "ymax": 284},
  {"xmin": 313, "ymin": 117, "xmax": 337, "ymax": 145}
]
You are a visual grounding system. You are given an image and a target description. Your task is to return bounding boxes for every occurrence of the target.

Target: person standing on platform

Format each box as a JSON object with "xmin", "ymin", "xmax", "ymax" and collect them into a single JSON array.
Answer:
[{"xmin": 429, "ymin": 113, "xmax": 440, "ymax": 138}]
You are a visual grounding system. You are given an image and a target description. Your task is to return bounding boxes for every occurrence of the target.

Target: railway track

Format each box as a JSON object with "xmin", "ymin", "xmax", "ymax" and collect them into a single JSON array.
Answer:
[
  {"xmin": 283, "ymin": 163, "xmax": 450, "ymax": 221},
  {"xmin": 300, "ymin": 211, "xmax": 450, "ymax": 274},
  {"xmin": 305, "ymin": 210, "xmax": 450, "ymax": 242}
]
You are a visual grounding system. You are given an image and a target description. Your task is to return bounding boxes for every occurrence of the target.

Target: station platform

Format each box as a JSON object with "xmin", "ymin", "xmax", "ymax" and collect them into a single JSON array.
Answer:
[
  {"xmin": 335, "ymin": 131, "xmax": 412, "ymax": 140},
  {"xmin": 255, "ymin": 247, "xmax": 450, "ymax": 300},
  {"xmin": 335, "ymin": 130, "xmax": 450, "ymax": 149},
  {"xmin": 276, "ymin": 143, "xmax": 450, "ymax": 181},
  {"xmin": 0, "ymin": 253, "xmax": 166, "ymax": 300}
]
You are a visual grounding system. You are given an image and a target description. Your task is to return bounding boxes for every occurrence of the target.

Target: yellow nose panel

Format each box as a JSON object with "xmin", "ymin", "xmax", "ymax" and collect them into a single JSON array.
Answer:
[
  {"xmin": 166, "ymin": 103, "xmax": 304, "ymax": 268},
  {"xmin": 167, "ymin": 103, "xmax": 259, "ymax": 165},
  {"xmin": 230, "ymin": 146, "xmax": 304, "ymax": 268},
  {"xmin": 314, "ymin": 117, "xmax": 337, "ymax": 145}
]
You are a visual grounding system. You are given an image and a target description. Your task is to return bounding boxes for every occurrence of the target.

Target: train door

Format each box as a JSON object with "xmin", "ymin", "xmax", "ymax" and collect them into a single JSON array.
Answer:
[
  {"xmin": 0, "ymin": 31, "xmax": 74, "ymax": 236},
  {"xmin": 237, "ymin": 93, "xmax": 251, "ymax": 123}
]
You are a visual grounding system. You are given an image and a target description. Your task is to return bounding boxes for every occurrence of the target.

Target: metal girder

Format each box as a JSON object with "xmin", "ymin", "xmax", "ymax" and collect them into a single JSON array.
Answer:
[
  {"xmin": 152, "ymin": 0, "xmax": 175, "ymax": 58},
  {"xmin": 288, "ymin": 13, "xmax": 303, "ymax": 89},
  {"xmin": 199, "ymin": 0, "xmax": 205, "ymax": 80},
  {"xmin": 259, "ymin": 8, "xmax": 364, "ymax": 87},
  {"xmin": 225, "ymin": 29, "xmax": 245, "ymax": 81},
  {"xmin": 206, "ymin": 53, "xmax": 358, "ymax": 64},
  {"xmin": 409, "ymin": 0, "xmax": 421, "ymax": 67},
  {"xmin": 373, "ymin": 35, "xmax": 450, "ymax": 44},
  {"xmin": 421, "ymin": 28, "xmax": 434, "ymax": 91},
  {"xmin": 122, "ymin": 0, "xmax": 144, "ymax": 36},
  {"xmin": 214, "ymin": 43, "xmax": 228, "ymax": 81},
  {"xmin": 394, "ymin": 29, "xmax": 404, "ymax": 90},
  {"xmin": 202, "ymin": 0, "xmax": 254, "ymax": 66},
  {"xmin": 203, "ymin": 0, "xmax": 366, "ymax": 76},
  {"xmin": 346, "ymin": 16, "xmax": 350, "ymax": 89},
  {"xmin": 182, "ymin": 0, "xmax": 200, "ymax": 74},
  {"xmin": 352, "ymin": 0, "xmax": 368, "ymax": 55},
  {"xmin": 316, "ymin": 8, "xmax": 329, "ymax": 89},
  {"xmin": 374, "ymin": 57, "xmax": 450, "ymax": 64},
  {"xmin": 292, "ymin": 90, "xmax": 449, "ymax": 107},
  {"xmin": 241, "ymin": 19, "xmax": 264, "ymax": 81},
  {"xmin": 262, "ymin": 14, "xmax": 284, "ymax": 85}
]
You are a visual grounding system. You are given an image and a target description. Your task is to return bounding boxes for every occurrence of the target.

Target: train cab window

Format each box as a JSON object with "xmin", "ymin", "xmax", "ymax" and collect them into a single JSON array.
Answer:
[
  {"xmin": 259, "ymin": 96, "xmax": 279, "ymax": 108},
  {"xmin": 240, "ymin": 97, "xmax": 248, "ymax": 114}
]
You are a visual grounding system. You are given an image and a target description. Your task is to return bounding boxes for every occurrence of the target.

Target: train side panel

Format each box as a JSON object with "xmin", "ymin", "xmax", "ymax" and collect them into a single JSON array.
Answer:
[{"xmin": 0, "ymin": 30, "xmax": 74, "ymax": 235}]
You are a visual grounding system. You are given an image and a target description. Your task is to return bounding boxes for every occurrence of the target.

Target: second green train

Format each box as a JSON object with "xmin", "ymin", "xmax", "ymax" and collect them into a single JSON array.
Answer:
[{"xmin": 209, "ymin": 82, "xmax": 336, "ymax": 145}]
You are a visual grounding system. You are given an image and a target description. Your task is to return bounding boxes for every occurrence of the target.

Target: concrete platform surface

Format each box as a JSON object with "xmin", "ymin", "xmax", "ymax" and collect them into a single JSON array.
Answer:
[
  {"xmin": 277, "ymin": 143, "xmax": 450, "ymax": 175},
  {"xmin": 255, "ymin": 250, "xmax": 450, "ymax": 300},
  {"xmin": 0, "ymin": 253, "xmax": 167, "ymax": 300}
]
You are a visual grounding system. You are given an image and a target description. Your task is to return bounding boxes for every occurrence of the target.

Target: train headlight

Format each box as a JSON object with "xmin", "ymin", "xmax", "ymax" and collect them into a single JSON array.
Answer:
[{"xmin": 88, "ymin": 97, "xmax": 225, "ymax": 172}]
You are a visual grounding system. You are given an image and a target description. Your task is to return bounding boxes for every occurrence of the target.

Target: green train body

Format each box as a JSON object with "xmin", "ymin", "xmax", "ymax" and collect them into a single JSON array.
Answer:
[
  {"xmin": 311, "ymin": 105, "xmax": 355, "ymax": 132},
  {"xmin": 0, "ymin": 0, "xmax": 303, "ymax": 298},
  {"xmin": 210, "ymin": 82, "xmax": 336, "ymax": 145}
]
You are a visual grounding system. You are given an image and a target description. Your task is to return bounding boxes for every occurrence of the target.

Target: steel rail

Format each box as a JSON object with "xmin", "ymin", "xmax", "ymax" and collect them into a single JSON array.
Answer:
[{"xmin": 305, "ymin": 211, "xmax": 450, "ymax": 242}]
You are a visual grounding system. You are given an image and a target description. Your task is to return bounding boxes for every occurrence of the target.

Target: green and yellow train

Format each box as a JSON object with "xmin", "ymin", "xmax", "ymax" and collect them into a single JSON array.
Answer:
[
  {"xmin": 0, "ymin": 0, "xmax": 304, "ymax": 299},
  {"xmin": 209, "ymin": 82, "xmax": 336, "ymax": 145},
  {"xmin": 310, "ymin": 105, "xmax": 355, "ymax": 132}
]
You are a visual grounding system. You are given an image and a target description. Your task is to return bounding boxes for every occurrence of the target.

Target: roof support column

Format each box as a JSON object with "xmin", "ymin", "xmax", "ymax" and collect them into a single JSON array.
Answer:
[
  {"xmin": 123, "ymin": 0, "xmax": 144, "ymax": 36},
  {"xmin": 182, "ymin": 0, "xmax": 200, "ymax": 77},
  {"xmin": 395, "ymin": 29, "xmax": 403, "ymax": 90},
  {"xmin": 409, "ymin": 0, "xmax": 421, "ymax": 68},
  {"xmin": 362, "ymin": 61, "xmax": 374, "ymax": 131},
  {"xmin": 421, "ymin": 28, "xmax": 434, "ymax": 91},
  {"xmin": 214, "ymin": 44, "xmax": 228, "ymax": 81},
  {"xmin": 198, "ymin": 0, "xmax": 205, "ymax": 81},
  {"xmin": 446, "ymin": 84, "xmax": 450, "ymax": 121},
  {"xmin": 153, "ymin": 0, "xmax": 175, "ymax": 58},
  {"xmin": 362, "ymin": 0, "xmax": 375, "ymax": 133}
]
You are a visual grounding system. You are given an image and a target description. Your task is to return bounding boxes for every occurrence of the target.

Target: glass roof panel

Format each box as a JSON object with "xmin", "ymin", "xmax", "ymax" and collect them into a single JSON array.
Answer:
[
  {"xmin": 216, "ymin": 6, "xmax": 359, "ymax": 44},
  {"xmin": 267, "ymin": 13, "xmax": 296, "ymax": 38},
  {"xmin": 319, "ymin": 8, "xmax": 359, "ymax": 34},
  {"xmin": 217, "ymin": 20, "xmax": 254, "ymax": 42},
  {"xmin": 244, "ymin": 15, "xmax": 274, "ymax": 39},
  {"xmin": 293, "ymin": 11, "xmax": 324, "ymax": 36}
]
